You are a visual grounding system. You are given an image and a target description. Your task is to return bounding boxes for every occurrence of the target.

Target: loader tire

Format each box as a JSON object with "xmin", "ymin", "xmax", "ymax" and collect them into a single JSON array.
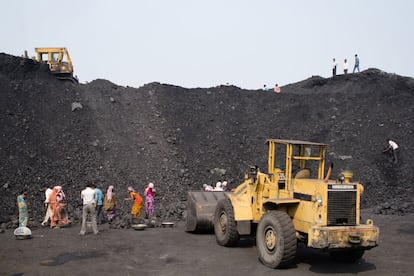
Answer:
[
  {"xmin": 214, "ymin": 198, "xmax": 239, "ymax": 246},
  {"xmin": 330, "ymin": 249, "xmax": 364, "ymax": 263},
  {"xmin": 257, "ymin": 211, "xmax": 297, "ymax": 268}
]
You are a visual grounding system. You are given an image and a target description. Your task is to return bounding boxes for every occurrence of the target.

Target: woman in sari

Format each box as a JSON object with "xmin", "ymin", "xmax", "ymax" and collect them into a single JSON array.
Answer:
[
  {"xmin": 144, "ymin": 183, "xmax": 155, "ymax": 218},
  {"xmin": 17, "ymin": 190, "xmax": 28, "ymax": 227},
  {"xmin": 104, "ymin": 185, "xmax": 117, "ymax": 223},
  {"xmin": 124, "ymin": 186, "xmax": 143, "ymax": 218},
  {"xmin": 49, "ymin": 186, "xmax": 70, "ymax": 228}
]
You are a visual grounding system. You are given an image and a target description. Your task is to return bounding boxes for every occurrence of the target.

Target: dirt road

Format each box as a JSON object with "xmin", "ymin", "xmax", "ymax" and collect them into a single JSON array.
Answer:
[{"xmin": 1, "ymin": 211, "xmax": 412, "ymax": 276}]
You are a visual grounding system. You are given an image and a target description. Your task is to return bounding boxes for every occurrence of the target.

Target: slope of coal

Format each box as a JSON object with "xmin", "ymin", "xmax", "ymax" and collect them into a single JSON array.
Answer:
[{"xmin": 1, "ymin": 53, "xmax": 413, "ymax": 226}]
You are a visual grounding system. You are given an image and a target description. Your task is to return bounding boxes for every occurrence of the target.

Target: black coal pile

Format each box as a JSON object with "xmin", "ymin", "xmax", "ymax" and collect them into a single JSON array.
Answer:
[{"xmin": 1, "ymin": 53, "xmax": 413, "ymax": 228}]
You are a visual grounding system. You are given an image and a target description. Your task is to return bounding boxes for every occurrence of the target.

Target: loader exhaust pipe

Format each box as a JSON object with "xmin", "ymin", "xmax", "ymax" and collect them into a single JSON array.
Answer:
[{"xmin": 324, "ymin": 162, "xmax": 333, "ymax": 183}]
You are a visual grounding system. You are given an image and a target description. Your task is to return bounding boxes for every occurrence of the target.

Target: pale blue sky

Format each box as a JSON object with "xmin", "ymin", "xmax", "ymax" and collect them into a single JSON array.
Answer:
[{"xmin": 2, "ymin": 0, "xmax": 413, "ymax": 89}]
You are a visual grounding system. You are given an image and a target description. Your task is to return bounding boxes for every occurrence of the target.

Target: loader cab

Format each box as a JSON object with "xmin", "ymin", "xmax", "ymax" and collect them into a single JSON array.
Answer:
[
  {"xmin": 34, "ymin": 47, "xmax": 75, "ymax": 80},
  {"xmin": 267, "ymin": 139, "xmax": 327, "ymax": 194}
]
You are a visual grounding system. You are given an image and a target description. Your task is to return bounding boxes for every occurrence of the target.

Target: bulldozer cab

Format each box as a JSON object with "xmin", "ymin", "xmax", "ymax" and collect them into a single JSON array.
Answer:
[
  {"xmin": 35, "ymin": 47, "xmax": 75, "ymax": 81},
  {"xmin": 267, "ymin": 139, "xmax": 327, "ymax": 194}
]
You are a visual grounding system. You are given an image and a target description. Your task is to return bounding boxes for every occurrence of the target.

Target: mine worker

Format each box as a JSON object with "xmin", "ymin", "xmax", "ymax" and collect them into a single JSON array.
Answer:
[
  {"xmin": 124, "ymin": 186, "xmax": 143, "ymax": 218},
  {"xmin": 41, "ymin": 186, "xmax": 53, "ymax": 226},
  {"xmin": 203, "ymin": 184, "xmax": 214, "ymax": 191},
  {"xmin": 94, "ymin": 185, "xmax": 104, "ymax": 224},
  {"xmin": 214, "ymin": 182, "xmax": 224, "ymax": 191},
  {"xmin": 144, "ymin": 182, "xmax": 156, "ymax": 218},
  {"xmin": 353, "ymin": 54, "xmax": 360, "ymax": 73},
  {"xmin": 55, "ymin": 187, "xmax": 70, "ymax": 226},
  {"xmin": 383, "ymin": 139, "xmax": 399, "ymax": 164},
  {"xmin": 79, "ymin": 183, "xmax": 98, "ymax": 235},
  {"xmin": 49, "ymin": 186, "xmax": 70, "ymax": 228},
  {"xmin": 343, "ymin": 59, "xmax": 348, "ymax": 75},
  {"xmin": 221, "ymin": 181, "xmax": 228, "ymax": 191},
  {"xmin": 274, "ymin": 84, "xmax": 281, "ymax": 93},
  {"xmin": 104, "ymin": 185, "xmax": 117, "ymax": 223},
  {"xmin": 17, "ymin": 190, "xmax": 29, "ymax": 227}
]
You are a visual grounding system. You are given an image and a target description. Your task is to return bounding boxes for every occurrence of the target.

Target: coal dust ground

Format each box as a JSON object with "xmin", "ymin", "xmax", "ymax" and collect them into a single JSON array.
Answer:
[
  {"xmin": 1, "ymin": 211, "xmax": 413, "ymax": 275},
  {"xmin": 1, "ymin": 52, "xmax": 414, "ymax": 275}
]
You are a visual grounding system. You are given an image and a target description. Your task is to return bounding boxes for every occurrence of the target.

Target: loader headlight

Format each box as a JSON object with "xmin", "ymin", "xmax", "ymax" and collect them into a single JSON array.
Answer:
[{"xmin": 316, "ymin": 195, "xmax": 323, "ymax": 205}]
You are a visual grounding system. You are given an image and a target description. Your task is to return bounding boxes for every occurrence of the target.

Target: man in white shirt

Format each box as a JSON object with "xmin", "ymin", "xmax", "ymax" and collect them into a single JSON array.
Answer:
[
  {"xmin": 79, "ymin": 184, "xmax": 98, "ymax": 235},
  {"xmin": 41, "ymin": 186, "xmax": 53, "ymax": 226},
  {"xmin": 343, "ymin": 59, "xmax": 348, "ymax": 75},
  {"xmin": 383, "ymin": 139, "xmax": 399, "ymax": 164}
]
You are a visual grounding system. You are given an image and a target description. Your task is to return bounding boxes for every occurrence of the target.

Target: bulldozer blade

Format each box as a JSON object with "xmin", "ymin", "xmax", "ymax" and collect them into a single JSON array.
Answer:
[{"xmin": 185, "ymin": 191, "xmax": 227, "ymax": 232}]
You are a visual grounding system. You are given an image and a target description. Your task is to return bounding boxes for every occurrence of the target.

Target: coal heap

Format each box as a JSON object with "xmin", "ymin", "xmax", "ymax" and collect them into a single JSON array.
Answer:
[{"xmin": 1, "ymin": 53, "xmax": 413, "ymax": 226}]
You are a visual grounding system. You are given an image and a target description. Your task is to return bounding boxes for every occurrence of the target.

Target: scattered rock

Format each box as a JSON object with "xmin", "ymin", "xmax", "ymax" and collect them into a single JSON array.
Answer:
[{"xmin": 71, "ymin": 102, "xmax": 83, "ymax": 111}]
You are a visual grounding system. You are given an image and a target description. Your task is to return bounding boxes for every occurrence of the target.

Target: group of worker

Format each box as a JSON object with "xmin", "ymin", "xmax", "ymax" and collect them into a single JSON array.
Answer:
[
  {"xmin": 203, "ymin": 181, "xmax": 228, "ymax": 191},
  {"xmin": 41, "ymin": 185, "xmax": 71, "ymax": 228},
  {"xmin": 17, "ymin": 182, "xmax": 157, "ymax": 236},
  {"xmin": 78, "ymin": 182, "xmax": 156, "ymax": 235},
  {"xmin": 332, "ymin": 54, "xmax": 360, "ymax": 77},
  {"xmin": 16, "ymin": 137, "xmax": 400, "ymax": 232},
  {"xmin": 17, "ymin": 185, "xmax": 71, "ymax": 229}
]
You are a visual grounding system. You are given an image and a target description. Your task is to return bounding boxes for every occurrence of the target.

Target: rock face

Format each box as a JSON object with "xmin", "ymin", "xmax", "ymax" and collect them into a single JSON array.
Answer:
[{"xmin": 0, "ymin": 53, "xmax": 413, "ymax": 226}]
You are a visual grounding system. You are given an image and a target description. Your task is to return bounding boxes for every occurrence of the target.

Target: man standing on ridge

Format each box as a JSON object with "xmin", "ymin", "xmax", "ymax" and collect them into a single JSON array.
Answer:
[
  {"xmin": 332, "ymin": 58, "xmax": 337, "ymax": 77},
  {"xmin": 274, "ymin": 84, "xmax": 281, "ymax": 93},
  {"xmin": 343, "ymin": 59, "xmax": 348, "ymax": 75},
  {"xmin": 353, "ymin": 54, "xmax": 360, "ymax": 73}
]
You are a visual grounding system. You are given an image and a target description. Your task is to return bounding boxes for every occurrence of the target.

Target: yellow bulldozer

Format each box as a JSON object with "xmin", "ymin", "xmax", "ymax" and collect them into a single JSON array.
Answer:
[
  {"xmin": 34, "ymin": 47, "xmax": 77, "ymax": 82},
  {"xmin": 186, "ymin": 139, "xmax": 379, "ymax": 268}
]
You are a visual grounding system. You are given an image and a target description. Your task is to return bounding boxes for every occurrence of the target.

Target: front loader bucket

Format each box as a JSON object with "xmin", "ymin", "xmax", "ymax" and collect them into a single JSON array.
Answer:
[{"xmin": 185, "ymin": 191, "xmax": 227, "ymax": 232}]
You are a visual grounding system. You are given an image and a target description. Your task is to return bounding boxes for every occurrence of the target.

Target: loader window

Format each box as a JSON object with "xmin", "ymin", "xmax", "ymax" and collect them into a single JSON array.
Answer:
[
  {"xmin": 39, "ymin": 53, "xmax": 48, "ymax": 61},
  {"xmin": 274, "ymin": 143, "xmax": 287, "ymax": 169},
  {"xmin": 52, "ymin": 53, "xmax": 59, "ymax": 61},
  {"xmin": 304, "ymin": 147, "xmax": 311, "ymax": 157},
  {"xmin": 60, "ymin": 53, "xmax": 69, "ymax": 62}
]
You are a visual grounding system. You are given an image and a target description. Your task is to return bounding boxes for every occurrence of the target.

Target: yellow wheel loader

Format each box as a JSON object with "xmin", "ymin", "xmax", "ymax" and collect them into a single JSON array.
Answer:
[
  {"xmin": 186, "ymin": 139, "xmax": 379, "ymax": 268},
  {"xmin": 34, "ymin": 47, "xmax": 77, "ymax": 83}
]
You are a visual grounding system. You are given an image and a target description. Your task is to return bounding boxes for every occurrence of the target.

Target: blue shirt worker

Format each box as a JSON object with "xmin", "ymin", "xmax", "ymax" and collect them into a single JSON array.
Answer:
[{"xmin": 94, "ymin": 186, "xmax": 104, "ymax": 224}]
